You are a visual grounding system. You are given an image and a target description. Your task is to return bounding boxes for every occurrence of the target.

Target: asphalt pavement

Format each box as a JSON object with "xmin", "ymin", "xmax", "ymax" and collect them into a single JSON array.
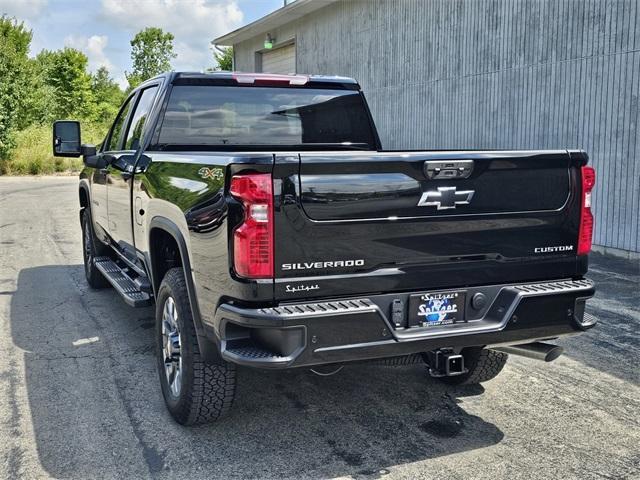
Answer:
[{"xmin": 0, "ymin": 176, "xmax": 638, "ymax": 480}]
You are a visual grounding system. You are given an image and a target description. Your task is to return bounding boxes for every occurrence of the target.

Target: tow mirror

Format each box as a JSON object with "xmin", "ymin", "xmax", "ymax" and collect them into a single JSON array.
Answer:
[{"xmin": 52, "ymin": 120, "xmax": 81, "ymax": 157}]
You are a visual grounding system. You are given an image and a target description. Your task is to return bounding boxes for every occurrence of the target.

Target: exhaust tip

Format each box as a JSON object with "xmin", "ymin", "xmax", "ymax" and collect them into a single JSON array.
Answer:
[
  {"xmin": 493, "ymin": 342, "xmax": 564, "ymax": 363},
  {"xmin": 543, "ymin": 345, "xmax": 564, "ymax": 362}
]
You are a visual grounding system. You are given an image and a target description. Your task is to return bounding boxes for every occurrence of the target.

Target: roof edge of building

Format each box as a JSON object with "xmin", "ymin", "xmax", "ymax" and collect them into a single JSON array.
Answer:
[{"xmin": 213, "ymin": 0, "xmax": 339, "ymax": 46}]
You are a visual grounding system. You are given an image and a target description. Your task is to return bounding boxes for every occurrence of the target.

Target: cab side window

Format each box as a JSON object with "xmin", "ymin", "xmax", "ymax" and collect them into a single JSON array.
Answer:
[
  {"xmin": 106, "ymin": 96, "xmax": 134, "ymax": 152},
  {"xmin": 124, "ymin": 86, "xmax": 159, "ymax": 151}
]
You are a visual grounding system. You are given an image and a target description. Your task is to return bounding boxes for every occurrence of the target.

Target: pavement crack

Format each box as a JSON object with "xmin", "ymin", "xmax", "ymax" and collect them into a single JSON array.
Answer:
[{"xmin": 29, "ymin": 351, "xmax": 153, "ymax": 362}]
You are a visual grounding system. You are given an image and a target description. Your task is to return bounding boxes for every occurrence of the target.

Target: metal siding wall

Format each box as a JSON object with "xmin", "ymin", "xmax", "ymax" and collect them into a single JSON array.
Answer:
[
  {"xmin": 262, "ymin": 44, "xmax": 296, "ymax": 73},
  {"xmin": 234, "ymin": 0, "xmax": 640, "ymax": 252}
]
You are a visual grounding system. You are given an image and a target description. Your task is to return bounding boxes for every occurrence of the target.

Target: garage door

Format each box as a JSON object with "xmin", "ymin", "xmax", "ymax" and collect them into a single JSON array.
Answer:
[{"xmin": 261, "ymin": 44, "xmax": 296, "ymax": 74}]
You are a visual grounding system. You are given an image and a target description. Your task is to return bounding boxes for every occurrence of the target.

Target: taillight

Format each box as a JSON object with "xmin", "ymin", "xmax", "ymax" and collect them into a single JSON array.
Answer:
[
  {"xmin": 230, "ymin": 173, "xmax": 274, "ymax": 278},
  {"xmin": 578, "ymin": 166, "xmax": 596, "ymax": 255}
]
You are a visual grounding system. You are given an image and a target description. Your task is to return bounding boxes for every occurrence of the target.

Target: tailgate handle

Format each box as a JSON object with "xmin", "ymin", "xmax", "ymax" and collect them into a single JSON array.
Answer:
[{"xmin": 424, "ymin": 160, "xmax": 474, "ymax": 180}]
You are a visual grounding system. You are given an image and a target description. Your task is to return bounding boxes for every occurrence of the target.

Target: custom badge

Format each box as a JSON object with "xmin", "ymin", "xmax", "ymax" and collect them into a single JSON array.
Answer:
[{"xmin": 198, "ymin": 167, "xmax": 224, "ymax": 181}]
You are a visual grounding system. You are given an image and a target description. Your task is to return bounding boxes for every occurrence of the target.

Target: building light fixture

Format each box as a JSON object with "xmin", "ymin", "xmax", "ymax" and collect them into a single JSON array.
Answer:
[{"xmin": 264, "ymin": 33, "xmax": 275, "ymax": 49}]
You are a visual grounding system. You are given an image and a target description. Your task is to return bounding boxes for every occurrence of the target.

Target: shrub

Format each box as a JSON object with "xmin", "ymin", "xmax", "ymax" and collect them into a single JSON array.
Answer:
[{"xmin": 0, "ymin": 122, "xmax": 107, "ymax": 175}]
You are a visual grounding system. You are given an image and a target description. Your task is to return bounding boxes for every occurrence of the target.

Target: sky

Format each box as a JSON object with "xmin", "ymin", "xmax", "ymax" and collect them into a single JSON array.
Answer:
[{"xmin": 0, "ymin": 0, "xmax": 284, "ymax": 88}]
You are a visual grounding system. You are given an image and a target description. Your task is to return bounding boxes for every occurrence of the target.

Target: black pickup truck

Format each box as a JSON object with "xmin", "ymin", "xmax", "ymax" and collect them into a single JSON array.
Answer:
[{"xmin": 53, "ymin": 72, "xmax": 596, "ymax": 425}]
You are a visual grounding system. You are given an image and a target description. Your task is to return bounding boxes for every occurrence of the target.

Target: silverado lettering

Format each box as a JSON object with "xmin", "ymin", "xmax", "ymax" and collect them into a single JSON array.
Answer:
[
  {"xmin": 282, "ymin": 260, "xmax": 365, "ymax": 270},
  {"xmin": 53, "ymin": 71, "xmax": 596, "ymax": 426}
]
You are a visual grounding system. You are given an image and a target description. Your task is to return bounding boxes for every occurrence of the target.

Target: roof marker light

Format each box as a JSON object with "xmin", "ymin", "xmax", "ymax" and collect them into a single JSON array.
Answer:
[{"xmin": 232, "ymin": 73, "xmax": 309, "ymax": 86}]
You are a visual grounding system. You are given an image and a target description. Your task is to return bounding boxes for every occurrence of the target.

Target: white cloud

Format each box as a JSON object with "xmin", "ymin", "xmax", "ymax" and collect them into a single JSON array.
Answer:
[
  {"xmin": 100, "ymin": 0, "xmax": 244, "ymax": 71},
  {"xmin": 0, "ymin": 0, "xmax": 47, "ymax": 20},
  {"xmin": 65, "ymin": 34, "xmax": 114, "ymax": 72},
  {"xmin": 114, "ymin": 74, "xmax": 128, "ymax": 90}
]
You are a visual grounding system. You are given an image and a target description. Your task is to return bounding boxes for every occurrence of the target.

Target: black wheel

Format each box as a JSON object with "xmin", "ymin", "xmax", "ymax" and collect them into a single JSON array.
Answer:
[
  {"xmin": 436, "ymin": 347, "xmax": 508, "ymax": 385},
  {"xmin": 156, "ymin": 268, "xmax": 236, "ymax": 425},
  {"xmin": 81, "ymin": 209, "xmax": 110, "ymax": 289}
]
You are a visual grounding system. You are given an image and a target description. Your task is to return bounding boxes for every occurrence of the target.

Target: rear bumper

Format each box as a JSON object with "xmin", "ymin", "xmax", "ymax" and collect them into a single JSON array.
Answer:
[{"xmin": 204, "ymin": 279, "xmax": 595, "ymax": 369}]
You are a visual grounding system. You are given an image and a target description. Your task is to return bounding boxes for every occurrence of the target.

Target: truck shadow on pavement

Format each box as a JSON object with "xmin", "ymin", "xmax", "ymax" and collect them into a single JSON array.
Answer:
[
  {"xmin": 558, "ymin": 252, "xmax": 640, "ymax": 386},
  {"xmin": 10, "ymin": 265, "xmax": 504, "ymax": 479}
]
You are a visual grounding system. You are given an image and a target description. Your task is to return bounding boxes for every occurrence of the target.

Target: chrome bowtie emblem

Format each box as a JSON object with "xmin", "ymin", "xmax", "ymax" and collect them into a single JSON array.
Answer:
[{"xmin": 417, "ymin": 186, "xmax": 475, "ymax": 210}]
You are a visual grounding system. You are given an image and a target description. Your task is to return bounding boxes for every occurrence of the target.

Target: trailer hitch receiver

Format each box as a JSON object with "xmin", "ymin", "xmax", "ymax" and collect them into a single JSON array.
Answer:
[{"xmin": 426, "ymin": 349, "xmax": 468, "ymax": 377}]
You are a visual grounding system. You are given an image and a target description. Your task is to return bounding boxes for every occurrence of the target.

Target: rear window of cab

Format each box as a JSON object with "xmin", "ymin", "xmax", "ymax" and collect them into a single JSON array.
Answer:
[{"xmin": 156, "ymin": 85, "xmax": 376, "ymax": 149}]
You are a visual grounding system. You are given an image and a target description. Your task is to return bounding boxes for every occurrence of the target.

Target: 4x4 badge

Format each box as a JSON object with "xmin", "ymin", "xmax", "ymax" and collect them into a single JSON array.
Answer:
[
  {"xmin": 417, "ymin": 186, "xmax": 475, "ymax": 210},
  {"xmin": 198, "ymin": 167, "xmax": 224, "ymax": 181}
]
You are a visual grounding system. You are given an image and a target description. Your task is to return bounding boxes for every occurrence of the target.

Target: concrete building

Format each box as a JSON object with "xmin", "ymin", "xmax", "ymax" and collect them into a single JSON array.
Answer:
[{"xmin": 214, "ymin": 0, "xmax": 640, "ymax": 256}]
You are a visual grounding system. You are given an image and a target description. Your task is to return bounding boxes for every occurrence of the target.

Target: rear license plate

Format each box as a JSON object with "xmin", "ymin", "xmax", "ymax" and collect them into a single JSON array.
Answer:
[{"xmin": 408, "ymin": 291, "xmax": 466, "ymax": 327}]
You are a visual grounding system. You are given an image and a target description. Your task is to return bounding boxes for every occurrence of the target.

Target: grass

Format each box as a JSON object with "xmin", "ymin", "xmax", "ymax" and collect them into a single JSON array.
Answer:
[{"xmin": 0, "ymin": 123, "xmax": 108, "ymax": 175}]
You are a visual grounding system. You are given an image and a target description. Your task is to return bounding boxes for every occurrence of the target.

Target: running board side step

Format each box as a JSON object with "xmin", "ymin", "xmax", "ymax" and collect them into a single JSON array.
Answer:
[{"xmin": 94, "ymin": 257, "xmax": 153, "ymax": 307}]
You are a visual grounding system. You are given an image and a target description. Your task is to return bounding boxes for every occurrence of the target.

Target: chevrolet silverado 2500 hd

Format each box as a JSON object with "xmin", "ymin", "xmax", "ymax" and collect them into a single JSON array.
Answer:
[{"xmin": 53, "ymin": 72, "xmax": 596, "ymax": 425}]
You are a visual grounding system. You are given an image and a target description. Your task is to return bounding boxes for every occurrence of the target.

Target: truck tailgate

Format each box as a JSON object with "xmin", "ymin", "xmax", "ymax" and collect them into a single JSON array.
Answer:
[{"xmin": 273, "ymin": 150, "xmax": 586, "ymax": 300}]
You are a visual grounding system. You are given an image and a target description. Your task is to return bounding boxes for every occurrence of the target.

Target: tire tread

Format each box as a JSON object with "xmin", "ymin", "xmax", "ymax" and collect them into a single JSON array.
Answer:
[
  {"xmin": 82, "ymin": 209, "xmax": 110, "ymax": 289},
  {"xmin": 158, "ymin": 268, "xmax": 236, "ymax": 425}
]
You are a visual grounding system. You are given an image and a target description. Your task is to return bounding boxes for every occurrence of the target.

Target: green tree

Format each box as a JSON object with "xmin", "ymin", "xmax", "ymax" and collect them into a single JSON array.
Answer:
[
  {"xmin": 213, "ymin": 46, "xmax": 233, "ymax": 71},
  {"xmin": 18, "ymin": 55, "xmax": 56, "ymax": 128},
  {"xmin": 91, "ymin": 66, "xmax": 124, "ymax": 125},
  {"xmin": 35, "ymin": 47, "xmax": 96, "ymax": 121},
  {"xmin": 0, "ymin": 17, "xmax": 117, "ymax": 174},
  {"xmin": 126, "ymin": 27, "xmax": 176, "ymax": 89},
  {"xmin": 0, "ymin": 16, "xmax": 32, "ymax": 160}
]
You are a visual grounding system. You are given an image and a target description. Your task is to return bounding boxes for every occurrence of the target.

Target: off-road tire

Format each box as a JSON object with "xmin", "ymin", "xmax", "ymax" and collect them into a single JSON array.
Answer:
[
  {"xmin": 437, "ymin": 347, "xmax": 508, "ymax": 385},
  {"xmin": 81, "ymin": 209, "xmax": 110, "ymax": 289},
  {"xmin": 156, "ymin": 268, "xmax": 236, "ymax": 425}
]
